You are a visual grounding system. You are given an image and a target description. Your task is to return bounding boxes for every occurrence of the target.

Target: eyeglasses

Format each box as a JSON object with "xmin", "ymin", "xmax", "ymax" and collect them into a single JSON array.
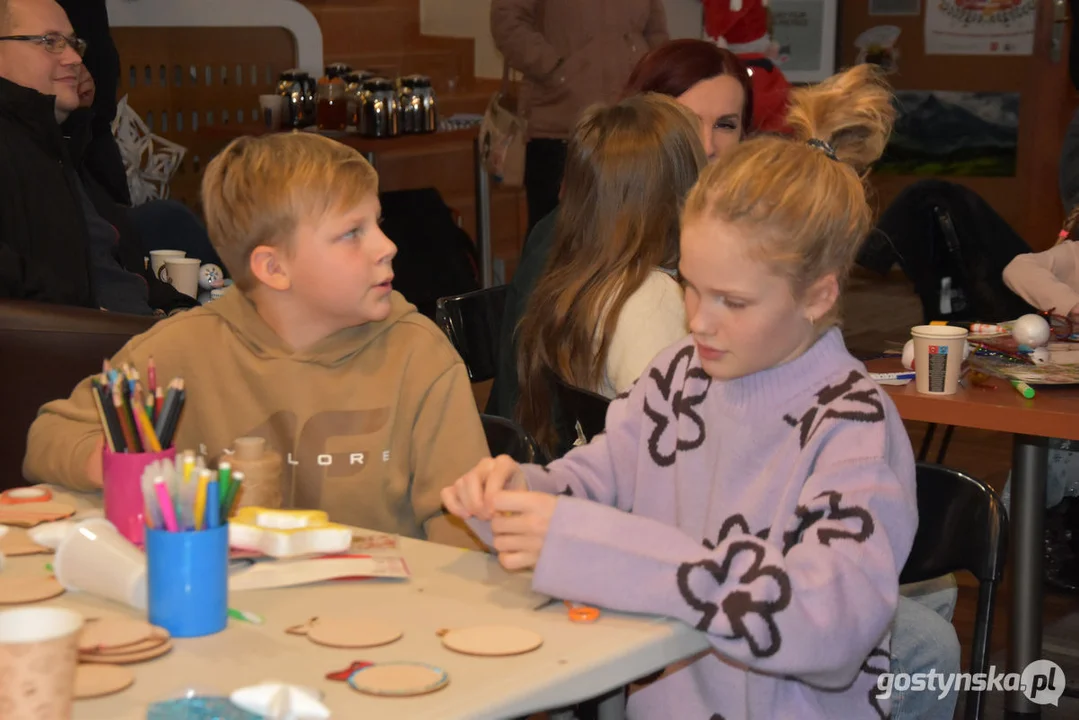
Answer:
[{"xmin": 0, "ymin": 33, "xmax": 87, "ymax": 57}]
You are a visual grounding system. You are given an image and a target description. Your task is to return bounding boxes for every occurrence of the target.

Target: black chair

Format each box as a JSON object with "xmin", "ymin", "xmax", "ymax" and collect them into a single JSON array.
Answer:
[
  {"xmin": 480, "ymin": 414, "xmax": 541, "ymax": 464},
  {"xmin": 435, "ymin": 285, "xmax": 509, "ymax": 382},
  {"xmin": 551, "ymin": 374, "xmax": 610, "ymax": 447},
  {"xmin": 901, "ymin": 463, "xmax": 1009, "ymax": 720}
]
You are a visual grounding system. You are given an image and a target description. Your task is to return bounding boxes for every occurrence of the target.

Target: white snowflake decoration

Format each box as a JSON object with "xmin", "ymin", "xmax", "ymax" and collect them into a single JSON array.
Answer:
[{"xmin": 111, "ymin": 95, "xmax": 187, "ymax": 206}]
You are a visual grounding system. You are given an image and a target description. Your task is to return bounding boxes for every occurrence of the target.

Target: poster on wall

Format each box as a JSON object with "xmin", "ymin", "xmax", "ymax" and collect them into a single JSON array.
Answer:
[
  {"xmin": 869, "ymin": 0, "xmax": 920, "ymax": 14},
  {"xmin": 924, "ymin": 0, "xmax": 1036, "ymax": 55},
  {"xmin": 769, "ymin": 0, "xmax": 838, "ymax": 83},
  {"xmin": 877, "ymin": 90, "xmax": 1019, "ymax": 176}
]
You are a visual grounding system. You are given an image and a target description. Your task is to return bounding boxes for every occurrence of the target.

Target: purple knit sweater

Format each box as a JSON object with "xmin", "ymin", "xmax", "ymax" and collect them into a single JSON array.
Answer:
[{"xmin": 480, "ymin": 329, "xmax": 917, "ymax": 719}]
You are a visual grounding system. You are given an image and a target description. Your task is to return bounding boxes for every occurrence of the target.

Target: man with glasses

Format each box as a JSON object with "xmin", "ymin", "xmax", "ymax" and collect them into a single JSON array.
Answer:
[{"xmin": 0, "ymin": 0, "xmax": 194, "ymax": 314}]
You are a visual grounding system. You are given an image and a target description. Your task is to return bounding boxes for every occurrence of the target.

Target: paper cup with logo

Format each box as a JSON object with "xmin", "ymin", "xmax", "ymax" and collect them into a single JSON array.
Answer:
[
  {"xmin": 158, "ymin": 257, "xmax": 201, "ymax": 298},
  {"xmin": 0, "ymin": 607, "xmax": 83, "ymax": 720},
  {"xmin": 149, "ymin": 249, "xmax": 186, "ymax": 277},
  {"xmin": 53, "ymin": 518, "xmax": 148, "ymax": 610},
  {"xmin": 910, "ymin": 325, "xmax": 968, "ymax": 395}
]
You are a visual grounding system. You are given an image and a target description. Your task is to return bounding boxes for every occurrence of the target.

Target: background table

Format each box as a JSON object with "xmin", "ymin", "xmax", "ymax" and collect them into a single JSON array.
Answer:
[
  {"xmin": 6, "ymin": 529, "xmax": 709, "ymax": 719},
  {"xmin": 871, "ymin": 358, "xmax": 1079, "ymax": 717}
]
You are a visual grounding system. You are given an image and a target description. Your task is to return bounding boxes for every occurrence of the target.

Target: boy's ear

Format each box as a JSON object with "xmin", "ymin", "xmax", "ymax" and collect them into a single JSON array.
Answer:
[
  {"xmin": 249, "ymin": 246, "xmax": 291, "ymax": 291},
  {"xmin": 803, "ymin": 272, "xmax": 839, "ymax": 324}
]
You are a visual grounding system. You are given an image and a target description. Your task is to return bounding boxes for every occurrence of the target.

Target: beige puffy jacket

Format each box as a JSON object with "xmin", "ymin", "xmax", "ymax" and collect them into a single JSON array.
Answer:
[{"xmin": 491, "ymin": 0, "xmax": 669, "ymax": 140}]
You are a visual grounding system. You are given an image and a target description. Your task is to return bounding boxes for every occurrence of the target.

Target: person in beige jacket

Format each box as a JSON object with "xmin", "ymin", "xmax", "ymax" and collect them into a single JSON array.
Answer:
[
  {"xmin": 23, "ymin": 132, "xmax": 489, "ymax": 550},
  {"xmin": 490, "ymin": 0, "xmax": 669, "ymax": 233}
]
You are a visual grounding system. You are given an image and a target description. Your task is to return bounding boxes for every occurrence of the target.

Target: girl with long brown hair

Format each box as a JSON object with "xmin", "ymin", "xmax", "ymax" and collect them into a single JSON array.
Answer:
[{"xmin": 515, "ymin": 93, "xmax": 706, "ymax": 454}]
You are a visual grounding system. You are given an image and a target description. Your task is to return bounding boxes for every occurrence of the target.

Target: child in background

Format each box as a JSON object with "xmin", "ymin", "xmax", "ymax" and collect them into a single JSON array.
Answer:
[
  {"xmin": 443, "ymin": 66, "xmax": 935, "ymax": 718},
  {"xmin": 1002, "ymin": 207, "xmax": 1079, "ymax": 590},
  {"xmin": 515, "ymin": 94, "xmax": 706, "ymax": 456},
  {"xmin": 23, "ymin": 133, "xmax": 488, "ymax": 549}
]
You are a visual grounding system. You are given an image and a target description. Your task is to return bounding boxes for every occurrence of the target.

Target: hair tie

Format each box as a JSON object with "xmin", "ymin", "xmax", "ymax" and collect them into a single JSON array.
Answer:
[{"xmin": 805, "ymin": 138, "xmax": 838, "ymax": 161}]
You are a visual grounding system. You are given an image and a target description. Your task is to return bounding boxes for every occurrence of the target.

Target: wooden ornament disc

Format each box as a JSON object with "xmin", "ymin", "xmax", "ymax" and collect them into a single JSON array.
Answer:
[
  {"xmin": 0, "ymin": 575, "xmax": 65, "ymax": 605},
  {"xmin": 78, "ymin": 618, "xmax": 155, "ymax": 653},
  {"xmin": 440, "ymin": 625, "xmax": 543, "ymax": 657},
  {"xmin": 79, "ymin": 639, "xmax": 173, "ymax": 665},
  {"xmin": 306, "ymin": 617, "xmax": 403, "ymax": 649},
  {"xmin": 82, "ymin": 628, "xmax": 169, "ymax": 657},
  {"xmin": 0, "ymin": 527, "xmax": 50, "ymax": 556},
  {"xmin": 74, "ymin": 664, "xmax": 135, "ymax": 699},
  {"xmin": 348, "ymin": 662, "xmax": 449, "ymax": 697},
  {"xmin": 0, "ymin": 501, "xmax": 76, "ymax": 527}
]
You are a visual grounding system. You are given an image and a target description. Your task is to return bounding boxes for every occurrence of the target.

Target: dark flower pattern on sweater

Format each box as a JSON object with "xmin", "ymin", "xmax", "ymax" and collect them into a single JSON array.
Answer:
[
  {"xmin": 783, "ymin": 491, "xmax": 875, "ymax": 550},
  {"xmin": 677, "ymin": 536, "xmax": 792, "ymax": 658},
  {"xmin": 783, "ymin": 370, "xmax": 885, "ymax": 449},
  {"xmin": 861, "ymin": 646, "xmax": 891, "ymax": 719},
  {"xmin": 643, "ymin": 346, "xmax": 713, "ymax": 466}
]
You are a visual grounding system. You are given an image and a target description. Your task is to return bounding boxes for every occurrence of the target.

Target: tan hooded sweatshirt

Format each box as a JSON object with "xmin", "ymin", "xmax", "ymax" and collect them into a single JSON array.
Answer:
[{"xmin": 23, "ymin": 288, "xmax": 488, "ymax": 545}]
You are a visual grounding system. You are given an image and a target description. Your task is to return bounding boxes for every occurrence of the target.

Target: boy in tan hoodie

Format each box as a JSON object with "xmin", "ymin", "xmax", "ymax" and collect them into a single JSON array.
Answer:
[{"xmin": 23, "ymin": 133, "xmax": 489, "ymax": 549}]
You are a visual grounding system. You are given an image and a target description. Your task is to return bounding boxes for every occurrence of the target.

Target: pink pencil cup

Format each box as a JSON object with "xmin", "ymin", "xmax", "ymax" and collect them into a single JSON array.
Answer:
[{"xmin": 103, "ymin": 447, "xmax": 176, "ymax": 546}]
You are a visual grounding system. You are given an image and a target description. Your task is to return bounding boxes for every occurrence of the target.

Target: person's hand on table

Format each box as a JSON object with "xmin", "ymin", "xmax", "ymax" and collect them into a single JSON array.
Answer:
[
  {"xmin": 84, "ymin": 436, "xmax": 105, "ymax": 488},
  {"xmin": 76, "ymin": 66, "xmax": 95, "ymax": 109},
  {"xmin": 488, "ymin": 491, "xmax": 556, "ymax": 571},
  {"xmin": 441, "ymin": 454, "xmax": 525, "ymax": 521}
]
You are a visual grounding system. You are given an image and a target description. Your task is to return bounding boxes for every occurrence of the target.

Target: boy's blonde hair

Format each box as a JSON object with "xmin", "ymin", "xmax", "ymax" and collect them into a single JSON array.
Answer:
[
  {"xmin": 683, "ymin": 64, "xmax": 895, "ymax": 326},
  {"xmin": 201, "ymin": 133, "xmax": 379, "ymax": 291},
  {"xmin": 517, "ymin": 93, "xmax": 706, "ymax": 453}
]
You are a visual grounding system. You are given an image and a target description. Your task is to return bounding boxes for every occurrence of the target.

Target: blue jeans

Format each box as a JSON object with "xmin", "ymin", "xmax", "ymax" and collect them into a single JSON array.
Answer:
[{"xmin": 890, "ymin": 575, "xmax": 961, "ymax": 719}]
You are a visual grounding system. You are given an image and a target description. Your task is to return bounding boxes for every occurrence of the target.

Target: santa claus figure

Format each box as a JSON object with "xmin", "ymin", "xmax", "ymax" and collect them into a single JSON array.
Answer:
[{"xmin": 702, "ymin": 0, "xmax": 792, "ymax": 134}]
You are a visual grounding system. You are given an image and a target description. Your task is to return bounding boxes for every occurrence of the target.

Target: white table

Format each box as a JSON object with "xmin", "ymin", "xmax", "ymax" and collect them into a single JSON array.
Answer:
[{"xmin": 6, "ymin": 530, "xmax": 710, "ymax": 719}]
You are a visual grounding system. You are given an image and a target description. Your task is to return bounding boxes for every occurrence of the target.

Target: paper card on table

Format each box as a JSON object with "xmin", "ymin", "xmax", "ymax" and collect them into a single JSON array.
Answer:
[{"xmin": 228, "ymin": 555, "xmax": 409, "ymax": 592}]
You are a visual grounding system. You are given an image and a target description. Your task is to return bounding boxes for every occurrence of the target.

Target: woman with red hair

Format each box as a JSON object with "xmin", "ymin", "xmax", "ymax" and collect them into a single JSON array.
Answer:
[{"xmin": 623, "ymin": 39, "xmax": 752, "ymax": 161}]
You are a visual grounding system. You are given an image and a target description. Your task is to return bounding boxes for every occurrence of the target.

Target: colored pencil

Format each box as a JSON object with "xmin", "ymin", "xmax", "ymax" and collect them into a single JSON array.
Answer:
[
  {"xmin": 89, "ymin": 380, "xmax": 117, "ymax": 453},
  {"xmin": 113, "ymin": 385, "xmax": 138, "ymax": 452},
  {"xmin": 159, "ymin": 382, "xmax": 185, "ymax": 449},
  {"xmin": 194, "ymin": 469, "xmax": 210, "ymax": 531},
  {"xmin": 205, "ymin": 476, "xmax": 220, "ymax": 529},
  {"xmin": 224, "ymin": 470, "xmax": 244, "ymax": 517},
  {"xmin": 154, "ymin": 379, "xmax": 180, "ymax": 441},
  {"xmin": 154, "ymin": 476, "xmax": 179, "ymax": 532}
]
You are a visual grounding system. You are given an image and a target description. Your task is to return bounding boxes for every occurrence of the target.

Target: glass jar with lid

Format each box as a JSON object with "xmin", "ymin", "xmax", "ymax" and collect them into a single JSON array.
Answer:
[{"xmin": 316, "ymin": 75, "xmax": 348, "ymax": 131}]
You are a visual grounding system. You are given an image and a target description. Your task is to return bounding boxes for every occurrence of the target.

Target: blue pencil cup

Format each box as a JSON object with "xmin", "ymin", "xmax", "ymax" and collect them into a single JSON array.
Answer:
[{"xmin": 146, "ymin": 524, "xmax": 229, "ymax": 638}]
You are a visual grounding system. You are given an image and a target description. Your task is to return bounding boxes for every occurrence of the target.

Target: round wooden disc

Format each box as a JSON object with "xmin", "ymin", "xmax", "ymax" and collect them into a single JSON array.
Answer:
[
  {"xmin": 348, "ymin": 662, "xmax": 448, "ymax": 697},
  {"xmin": 82, "ymin": 628, "xmax": 169, "ymax": 658},
  {"xmin": 0, "ymin": 575, "xmax": 65, "ymax": 605},
  {"xmin": 74, "ymin": 664, "xmax": 135, "ymax": 699},
  {"xmin": 440, "ymin": 625, "xmax": 543, "ymax": 657},
  {"xmin": 0, "ymin": 527, "xmax": 50, "ymax": 556},
  {"xmin": 79, "ymin": 639, "xmax": 173, "ymax": 665},
  {"xmin": 306, "ymin": 617, "xmax": 403, "ymax": 649},
  {"xmin": 78, "ymin": 618, "xmax": 155, "ymax": 652}
]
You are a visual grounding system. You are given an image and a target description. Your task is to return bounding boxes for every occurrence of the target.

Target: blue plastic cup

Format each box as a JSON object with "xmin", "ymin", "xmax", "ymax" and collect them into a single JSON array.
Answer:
[{"xmin": 146, "ymin": 524, "xmax": 228, "ymax": 638}]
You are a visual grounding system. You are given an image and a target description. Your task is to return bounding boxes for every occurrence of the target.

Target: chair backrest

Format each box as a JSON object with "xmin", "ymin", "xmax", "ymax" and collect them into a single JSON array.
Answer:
[
  {"xmin": 551, "ymin": 375, "xmax": 610, "ymax": 446},
  {"xmin": 900, "ymin": 463, "xmax": 1009, "ymax": 585},
  {"xmin": 0, "ymin": 301, "xmax": 156, "ymax": 491},
  {"xmin": 480, "ymin": 414, "xmax": 540, "ymax": 464},
  {"xmin": 435, "ymin": 286, "xmax": 509, "ymax": 383}
]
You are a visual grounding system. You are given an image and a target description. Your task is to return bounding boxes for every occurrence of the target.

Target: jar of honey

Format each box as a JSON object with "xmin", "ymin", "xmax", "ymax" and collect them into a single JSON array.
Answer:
[{"xmin": 317, "ymin": 76, "xmax": 348, "ymax": 131}]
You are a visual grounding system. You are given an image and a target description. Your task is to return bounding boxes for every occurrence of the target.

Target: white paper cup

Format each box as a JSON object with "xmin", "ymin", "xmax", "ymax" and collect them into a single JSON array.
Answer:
[
  {"xmin": 259, "ymin": 94, "xmax": 285, "ymax": 130},
  {"xmin": 149, "ymin": 249, "xmax": 186, "ymax": 277},
  {"xmin": 53, "ymin": 518, "xmax": 147, "ymax": 610},
  {"xmin": 0, "ymin": 607, "xmax": 83, "ymax": 720},
  {"xmin": 911, "ymin": 325, "xmax": 968, "ymax": 395},
  {"xmin": 158, "ymin": 257, "xmax": 201, "ymax": 298}
]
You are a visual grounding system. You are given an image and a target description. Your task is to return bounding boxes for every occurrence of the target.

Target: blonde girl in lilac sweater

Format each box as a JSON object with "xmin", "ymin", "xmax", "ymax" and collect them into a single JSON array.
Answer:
[{"xmin": 444, "ymin": 64, "xmax": 915, "ymax": 720}]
